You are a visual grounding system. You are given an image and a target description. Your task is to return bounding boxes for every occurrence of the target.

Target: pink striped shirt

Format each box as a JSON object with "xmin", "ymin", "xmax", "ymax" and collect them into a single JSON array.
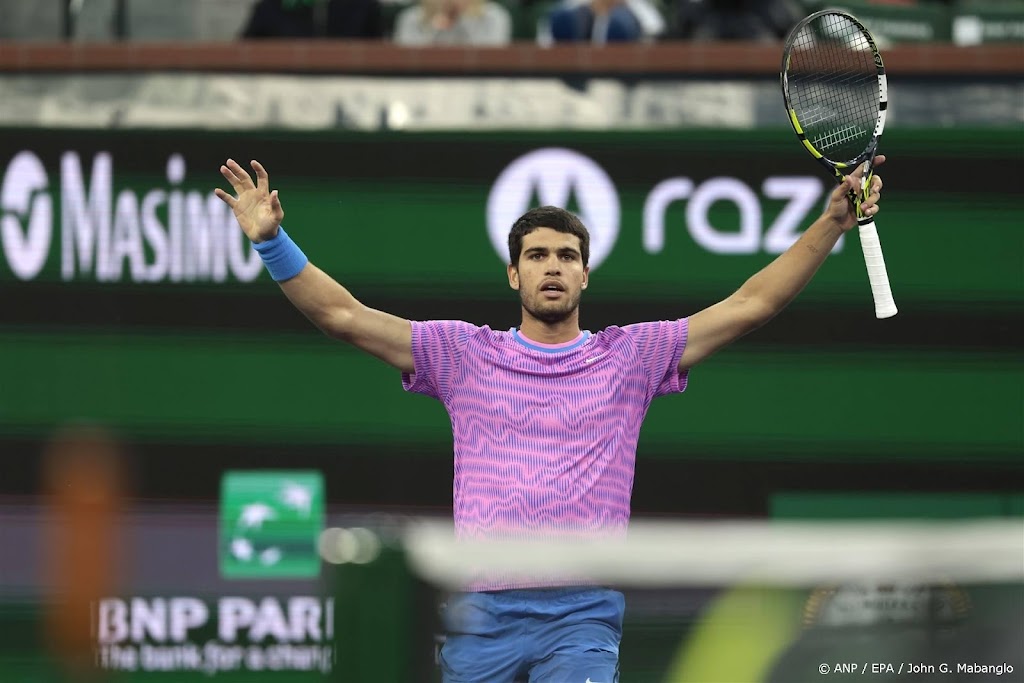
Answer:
[{"xmin": 402, "ymin": 318, "xmax": 689, "ymax": 589}]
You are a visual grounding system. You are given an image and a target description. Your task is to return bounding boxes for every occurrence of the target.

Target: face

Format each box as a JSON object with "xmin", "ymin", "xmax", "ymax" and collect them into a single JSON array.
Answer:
[{"xmin": 507, "ymin": 227, "xmax": 589, "ymax": 324}]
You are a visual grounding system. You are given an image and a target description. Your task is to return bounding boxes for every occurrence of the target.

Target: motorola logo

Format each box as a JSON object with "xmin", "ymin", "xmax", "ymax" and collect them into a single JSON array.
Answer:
[
  {"xmin": 488, "ymin": 147, "xmax": 837, "ymax": 264},
  {"xmin": 486, "ymin": 148, "xmax": 621, "ymax": 271}
]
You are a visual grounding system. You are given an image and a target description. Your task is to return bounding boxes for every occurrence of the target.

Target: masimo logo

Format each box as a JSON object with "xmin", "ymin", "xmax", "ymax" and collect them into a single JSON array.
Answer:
[
  {"xmin": 487, "ymin": 148, "xmax": 842, "ymax": 266},
  {"xmin": 0, "ymin": 150, "xmax": 261, "ymax": 283},
  {"xmin": 1, "ymin": 152, "xmax": 52, "ymax": 280},
  {"xmin": 486, "ymin": 148, "xmax": 621, "ymax": 270}
]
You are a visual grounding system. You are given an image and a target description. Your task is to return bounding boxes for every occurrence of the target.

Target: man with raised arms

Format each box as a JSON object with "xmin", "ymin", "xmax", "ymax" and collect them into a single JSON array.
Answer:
[{"xmin": 216, "ymin": 156, "xmax": 884, "ymax": 682}]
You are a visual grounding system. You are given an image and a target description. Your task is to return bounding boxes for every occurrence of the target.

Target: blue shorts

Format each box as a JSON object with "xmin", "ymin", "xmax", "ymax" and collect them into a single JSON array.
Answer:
[{"xmin": 439, "ymin": 586, "xmax": 624, "ymax": 683}]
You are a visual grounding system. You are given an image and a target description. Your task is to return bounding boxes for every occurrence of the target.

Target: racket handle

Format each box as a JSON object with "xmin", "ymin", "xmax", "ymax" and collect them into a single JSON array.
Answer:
[{"xmin": 857, "ymin": 219, "xmax": 898, "ymax": 319}]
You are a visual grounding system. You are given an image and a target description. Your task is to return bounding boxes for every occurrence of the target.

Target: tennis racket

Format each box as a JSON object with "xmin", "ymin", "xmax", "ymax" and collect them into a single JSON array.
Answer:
[{"xmin": 782, "ymin": 10, "xmax": 897, "ymax": 319}]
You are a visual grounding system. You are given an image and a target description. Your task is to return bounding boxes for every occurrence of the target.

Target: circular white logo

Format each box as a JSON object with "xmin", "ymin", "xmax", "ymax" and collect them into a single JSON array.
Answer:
[
  {"xmin": 486, "ymin": 148, "xmax": 620, "ymax": 270},
  {"xmin": 1, "ymin": 151, "xmax": 52, "ymax": 280}
]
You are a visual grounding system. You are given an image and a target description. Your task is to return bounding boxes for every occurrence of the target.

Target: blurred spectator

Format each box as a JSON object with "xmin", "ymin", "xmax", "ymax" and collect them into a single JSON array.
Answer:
[
  {"xmin": 542, "ymin": 0, "xmax": 666, "ymax": 44},
  {"xmin": 43, "ymin": 423, "xmax": 127, "ymax": 680},
  {"xmin": 393, "ymin": 0, "xmax": 512, "ymax": 45},
  {"xmin": 243, "ymin": 0, "xmax": 384, "ymax": 38},
  {"xmin": 674, "ymin": 0, "xmax": 800, "ymax": 41}
]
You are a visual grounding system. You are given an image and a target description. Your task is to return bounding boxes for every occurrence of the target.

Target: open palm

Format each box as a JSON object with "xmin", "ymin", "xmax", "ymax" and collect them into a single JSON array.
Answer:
[{"xmin": 215, "ymin": 159, "xmax": 284, "ymax": 243}]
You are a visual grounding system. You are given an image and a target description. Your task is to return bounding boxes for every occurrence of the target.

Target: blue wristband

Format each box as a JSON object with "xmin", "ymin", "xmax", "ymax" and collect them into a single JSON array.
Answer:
[{"xmin": 252, "ymin": 227, "xmax": 308, "ymax": 282}]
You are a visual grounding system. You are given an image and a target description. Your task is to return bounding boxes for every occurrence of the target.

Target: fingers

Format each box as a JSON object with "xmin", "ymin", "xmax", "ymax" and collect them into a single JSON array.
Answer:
[
  {"xmin": 849, "ymin": 154, "xmax": 887, "ymax": 182},
  {"xmin": 216, "ymin": 159, "xmax": 279, "ymax": 215},
  {"xmin": 861, "ymin": 176, "xmax": 883, "ymax": 217},
  {"xmin": 856, "ymin": 173, "xmax": 882, "ymax": 194},
  {"xmin": 222, "ymin": 159, "xmax": 255, "ymax": 192},
  {"xmin": 840, "ymin": 173, "xmax": 882, "ymax": 197},
  {"xmin": 832, "ymin": 177, "xmax": 854, "ymax": 201},
  {"xmin": 833, "ymin": 171, "xmax": 883, "ymax": 219},
  {"xmin": 219, "ymin": 164, "xmax": 240, "ymax": 192},
  {"xmin": 839, "ymin": 173, "xmax": 862, "ymax": 199},
  {"xmin": 251, "ymin": 160, "xmax": 269, "ymax": 191},
  {"xmin": 213, "ymin": 187, "xmax": 237, "ymax": 209},
  {"xmin": 848, "ymin": 162, "xmax": 867, "ymax": 183},
  {"xmin": 865, "ymin": 174, "xmax": 882, "ymax": 201}
]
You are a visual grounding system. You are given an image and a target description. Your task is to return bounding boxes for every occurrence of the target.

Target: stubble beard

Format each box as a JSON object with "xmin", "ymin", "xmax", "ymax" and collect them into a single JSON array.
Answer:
[{"xmin": 521, "ymin": 290, "xmax": 582, "ymax": 324}]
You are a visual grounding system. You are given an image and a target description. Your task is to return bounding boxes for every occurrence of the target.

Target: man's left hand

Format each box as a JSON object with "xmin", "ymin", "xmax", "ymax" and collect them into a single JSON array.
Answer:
[{"xmin": 826, "ymin": 154, "xmax": 885, "ymax": 232}]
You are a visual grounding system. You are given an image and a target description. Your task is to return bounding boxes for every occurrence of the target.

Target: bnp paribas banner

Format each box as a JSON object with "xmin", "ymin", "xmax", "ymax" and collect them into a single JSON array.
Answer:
[
  {"xmin": 0, "ymin": 128, "xmax": 1019, "ymax": 306},
  {"xmin": 93, "ymin": 472, "xmax": 335, "ymax": 678},
  {"xmin": 95, "ymin": 595, "xmax": 335, "ymax": 676}
]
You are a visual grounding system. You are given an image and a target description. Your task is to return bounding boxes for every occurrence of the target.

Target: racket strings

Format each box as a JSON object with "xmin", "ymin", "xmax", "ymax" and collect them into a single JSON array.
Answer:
[
  {"xmin": 813, "ymin": 124, "xmax": 864, "ymax": 152},
  {"xmin": 787, "ymin": 13, "xmax": 879, "ymax": 164}
]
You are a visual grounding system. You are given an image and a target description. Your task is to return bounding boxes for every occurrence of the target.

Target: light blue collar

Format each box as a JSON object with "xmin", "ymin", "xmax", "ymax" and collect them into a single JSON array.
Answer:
[{"xmin": 512, "ymin": 329, "xmax": 590, "ymax": 353}]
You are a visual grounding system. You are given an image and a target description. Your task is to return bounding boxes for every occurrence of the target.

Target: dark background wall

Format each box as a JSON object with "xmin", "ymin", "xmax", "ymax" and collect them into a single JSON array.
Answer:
[{"xmin": 3, "ymin": 127, "xmax": 1021, "ymax": 516}]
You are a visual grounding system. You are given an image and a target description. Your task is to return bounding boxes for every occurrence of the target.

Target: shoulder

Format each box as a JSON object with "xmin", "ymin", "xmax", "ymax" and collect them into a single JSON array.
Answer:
[
  {"xmin": 411, "ymin": 320, "xmax": 488, "ymax": 345},
  {"xmin": 588, "ymin": 326, "xmax": 638, "ymax": 357},
  {"xmin": 475, "ymin": 325, "xmax": 515, "ymax": 350},
  {"xmin": 593, "ymin": 325, "xmax": 628, "ymax": 342},
  {"xmin": 596, "ymin": 319, "xmax": 688, "ymax": 347},
  {"xmin": 414, "ymin": 319, "xmax": 483, "ymax": 331},
  {"xmin": 447, "ymin": 324, "xmax": 515, "ymax": 360}
]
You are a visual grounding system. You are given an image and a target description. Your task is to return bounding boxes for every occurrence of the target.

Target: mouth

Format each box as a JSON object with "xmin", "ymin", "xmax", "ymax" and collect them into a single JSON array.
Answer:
[{"xmin": 540, "ymin": 282, "xmax": 566, "ymax": 299}]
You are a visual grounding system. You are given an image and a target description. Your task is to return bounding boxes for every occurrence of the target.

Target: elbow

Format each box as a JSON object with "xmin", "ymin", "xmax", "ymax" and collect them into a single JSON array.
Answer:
[
  {"xmin": 751, "ymin": 298, "xmax": 781, "ymax": 330},
  {"xmin": 322, "ymin": 305, "xmax": 358, "ymax": 341},
  {"xmin": 735, "ymin": 292, "xmax": 777, "ymax": 332}
]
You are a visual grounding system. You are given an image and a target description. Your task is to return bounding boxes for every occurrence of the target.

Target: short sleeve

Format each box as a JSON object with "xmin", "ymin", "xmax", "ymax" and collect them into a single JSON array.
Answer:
[
  {"xmin": 621, "ymin": 318, "xmax": 690, "ymax": 398},
  {"xmin": 401, "ymin": 320, "xmax": 479, "ymax": 401}
]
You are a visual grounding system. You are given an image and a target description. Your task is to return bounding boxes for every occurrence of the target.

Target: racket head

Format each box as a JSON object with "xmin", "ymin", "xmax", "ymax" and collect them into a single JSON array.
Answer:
[{"xmin": 781, "ymin": 10, "xmax": 887, "ymax": 172}]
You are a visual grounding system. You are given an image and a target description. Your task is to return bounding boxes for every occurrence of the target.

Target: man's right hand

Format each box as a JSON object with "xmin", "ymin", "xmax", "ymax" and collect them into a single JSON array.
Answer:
[{"xmin": 215, "ymin": 159, "xmax": 284, "ymax": 244}]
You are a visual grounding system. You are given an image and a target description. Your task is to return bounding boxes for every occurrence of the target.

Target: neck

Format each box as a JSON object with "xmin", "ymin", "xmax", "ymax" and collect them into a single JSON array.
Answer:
[{"xmin": 518, "ymin": 310, "xmax": 582, "ymax": 344}]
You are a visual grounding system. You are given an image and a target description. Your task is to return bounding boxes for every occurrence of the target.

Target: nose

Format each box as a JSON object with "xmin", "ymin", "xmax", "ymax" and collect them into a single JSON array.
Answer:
[{"xmin": 545, "ymin": 255, "xmax": 561, "ymax": 275}]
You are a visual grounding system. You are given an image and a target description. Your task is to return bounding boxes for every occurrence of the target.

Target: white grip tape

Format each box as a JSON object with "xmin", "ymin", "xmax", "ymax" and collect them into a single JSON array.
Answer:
[{"xmin": 858, "ymin": 219, "xmax": 898, "ymax": 319}]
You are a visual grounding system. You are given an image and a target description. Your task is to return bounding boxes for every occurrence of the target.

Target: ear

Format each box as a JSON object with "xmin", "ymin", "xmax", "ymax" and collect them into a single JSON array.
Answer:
[
  {"xmin": 581, "ymin": 266, "xmax": 589, "ymax": 290},
  {"xmin": 507, "ymin": 263, "xmax": 519, "ymax": 290}
]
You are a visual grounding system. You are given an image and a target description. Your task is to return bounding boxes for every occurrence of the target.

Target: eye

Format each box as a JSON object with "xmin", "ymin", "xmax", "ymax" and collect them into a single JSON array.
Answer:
[
  {"xmin": 561, "ymin": 254, "xmax": 575, "ymax": 261},
  {"xmin": 530, "ymin": 253, "xmax": 544, "ymax": 260}
]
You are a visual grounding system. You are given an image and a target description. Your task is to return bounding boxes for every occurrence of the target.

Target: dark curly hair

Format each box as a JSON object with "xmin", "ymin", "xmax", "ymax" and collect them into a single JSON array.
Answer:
[{"xmin": 507, "ymin": 206, "xmax": 590, "ymax": 267}]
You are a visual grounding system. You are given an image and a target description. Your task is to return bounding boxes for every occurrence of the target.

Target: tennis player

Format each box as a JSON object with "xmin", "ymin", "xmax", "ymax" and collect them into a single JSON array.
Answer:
[{"xmin": 216, "ymin": 156, "xmax": 885, "ymax": 682}]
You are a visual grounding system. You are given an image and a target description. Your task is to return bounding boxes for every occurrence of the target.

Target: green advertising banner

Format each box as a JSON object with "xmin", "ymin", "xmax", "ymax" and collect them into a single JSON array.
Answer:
[
  {"xmin": 1, "ymin": 129, "xmax": 1019, "ymax": 303},
  {"xmin": 219, "ymin": 471, "xmax": 325, "ymax": 579},
  {"xmin": 0, "ymin": 128, "xmax": 1020, "ymax": 463}
]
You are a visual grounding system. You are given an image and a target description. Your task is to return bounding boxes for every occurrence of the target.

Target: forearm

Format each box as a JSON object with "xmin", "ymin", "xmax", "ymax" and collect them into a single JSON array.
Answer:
[
  {"xmin": 279, "ymin": 263, "xmax": 362, "ymax": 338},
  {"xmin": 250, "ymin": 225, "xmax": 412, "ymax": 369},
  {"xmin": 738, "ymin": 213, "xmax": 845, "ymax": 317},
  {"xmin": 251, "ymin": 227, "xmax": 362, "ymax": 337},
  {"xmin": 218, "ymin": 162, "xmax": 409, "ymax": 363}
]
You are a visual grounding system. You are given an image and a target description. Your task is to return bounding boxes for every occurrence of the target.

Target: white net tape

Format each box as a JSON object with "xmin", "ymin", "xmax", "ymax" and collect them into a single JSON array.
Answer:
[{"xmin": 403, "ymin": 518, "xmax": 1024, "ymax": 590}]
